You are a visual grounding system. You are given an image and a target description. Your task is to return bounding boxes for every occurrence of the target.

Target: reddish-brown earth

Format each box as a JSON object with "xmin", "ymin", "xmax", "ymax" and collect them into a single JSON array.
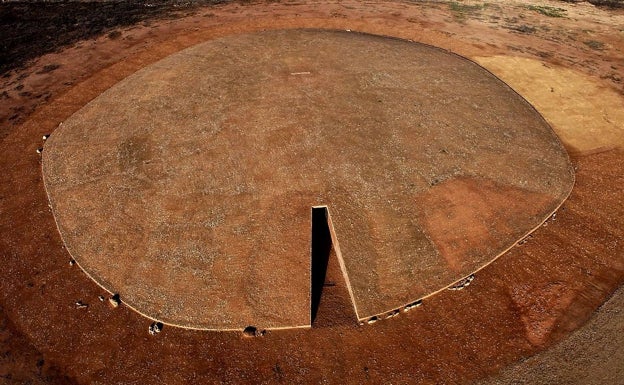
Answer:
[{"xmin": 0, "ymin": 1, "xmax": 623, "ymax": 384}]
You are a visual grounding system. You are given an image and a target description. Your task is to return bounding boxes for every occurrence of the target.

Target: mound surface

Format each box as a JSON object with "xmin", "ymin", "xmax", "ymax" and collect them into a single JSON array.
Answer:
[{"xmin": 42, "ymin": 29, "xmax": 574, "ymax": 329}]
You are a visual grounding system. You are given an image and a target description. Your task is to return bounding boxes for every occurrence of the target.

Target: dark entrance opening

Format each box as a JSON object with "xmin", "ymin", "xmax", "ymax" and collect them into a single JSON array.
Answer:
[
  {"xmin": 311, "ymin": 206, "xmax": 332, "ymax": 323},
  {"xmin": 310, "ymin": 206, "xmax": 359, "ymax": 327}
]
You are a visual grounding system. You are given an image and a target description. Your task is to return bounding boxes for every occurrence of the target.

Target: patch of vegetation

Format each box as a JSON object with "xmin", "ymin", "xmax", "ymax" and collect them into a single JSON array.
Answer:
[
  {"xmin": 448, "ymin": 1, "xmax": 489, "ymax": 21},
  {"xmin": 36, "ymin": 63, "xmax": 61, "ymax": 74},
  {"xmin": 527, "ymin": 5, "xmax": 567, "ymax": 17},
  {"xmin": 584, "ymin": 40, "xmax": 605, "ymax": 50},
  {"xmin": 507, "ymin": 24, "xmax": 537, "ymax": 34},
  {"xmin": 107, "ymin": 30, "xmax": 122, "ymax": 40},
  {"xmin": 449, "ymin": 1, "xmax": 488, "ymax": 12}
]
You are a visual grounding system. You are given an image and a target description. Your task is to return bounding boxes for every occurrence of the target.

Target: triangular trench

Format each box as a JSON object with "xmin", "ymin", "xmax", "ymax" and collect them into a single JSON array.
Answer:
[{"xmin": 310, "ymin": 206, "xmax": 359, "ymax": 326}]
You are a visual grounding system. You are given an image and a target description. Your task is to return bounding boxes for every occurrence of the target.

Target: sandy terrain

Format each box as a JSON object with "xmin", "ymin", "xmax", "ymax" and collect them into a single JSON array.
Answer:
[{"xmin": 0, "ymin": 1, "xmax": 623, "ymax": 384}]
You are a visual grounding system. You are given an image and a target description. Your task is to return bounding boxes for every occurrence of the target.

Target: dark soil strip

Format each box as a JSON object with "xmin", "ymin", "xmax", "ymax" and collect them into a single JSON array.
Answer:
[{"xmin": 0, "ymin": 0, "xmax": 228, "ymax": 74}]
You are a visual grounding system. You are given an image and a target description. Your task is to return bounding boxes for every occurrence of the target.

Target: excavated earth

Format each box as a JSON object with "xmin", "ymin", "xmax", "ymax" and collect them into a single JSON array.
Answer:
[{"xmin": 0, "ymin": 1, "xmax": 623, "ymax": 384}]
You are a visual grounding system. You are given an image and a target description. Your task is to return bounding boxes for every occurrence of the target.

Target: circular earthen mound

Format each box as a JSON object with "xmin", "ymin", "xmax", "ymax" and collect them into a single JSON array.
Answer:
[{"xmin": 42, "ymin": 29, "xmax": 574, "ymax": 330}]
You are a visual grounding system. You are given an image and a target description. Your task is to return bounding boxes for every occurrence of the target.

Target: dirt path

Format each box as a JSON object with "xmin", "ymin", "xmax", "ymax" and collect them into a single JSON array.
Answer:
[{"xmin": 0, "ymin": 1, "xmax": 623, "ymax": 384}]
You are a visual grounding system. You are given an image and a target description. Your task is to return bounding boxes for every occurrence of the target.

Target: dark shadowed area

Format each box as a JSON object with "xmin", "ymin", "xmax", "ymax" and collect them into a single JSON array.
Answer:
[{"xmin": 0, "ymin": 0, "xmax": 226, "ymax": 73}]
